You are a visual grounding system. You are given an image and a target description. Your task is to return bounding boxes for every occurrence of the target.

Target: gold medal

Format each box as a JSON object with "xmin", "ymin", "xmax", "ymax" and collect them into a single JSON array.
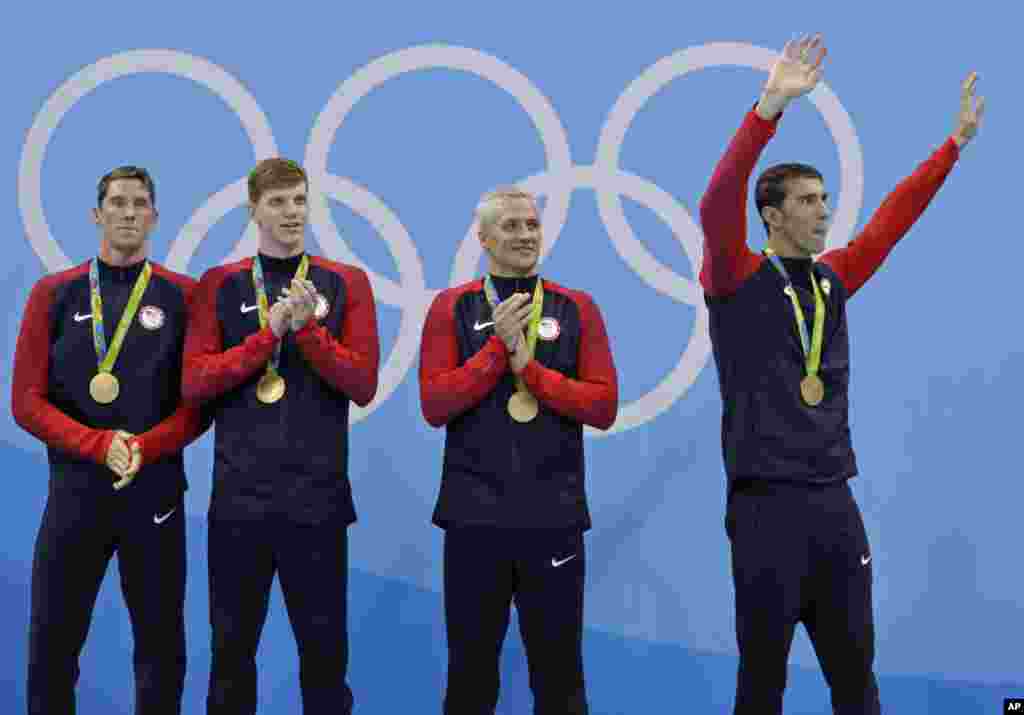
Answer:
[
  {"xmin": 89, "ymin": 372, "xmax": 120, "ymax": 404},
  {"xmin": 800, "ymin": 375, "xmax": 825, "ymax": 406},
  {"xmin": 256, "ymin": 374, "xmax": 286, "ymax": 404},
  {"xmin": 88, "ymin": 259, "xmax": 151, "ymax": 406},
  {"xmin": 507, "ymin": 391, "xmax": 539, "ymax": 423},
  {"xmin": 764, "ymin": 250, "xmax": 828, "ymax": 410},
  {"xmin": 252, "ymin": 255, "xmax": 306, "ymax": 406},
  {"xmin": 484, "ymin": 277, "xmax": 545, "ymax": 425}
]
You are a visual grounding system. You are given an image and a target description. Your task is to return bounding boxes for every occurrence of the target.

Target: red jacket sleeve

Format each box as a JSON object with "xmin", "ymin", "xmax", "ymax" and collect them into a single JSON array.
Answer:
[
  {"xmin": 419, "ymin": 287, "xmax": 510, "ymax": 427},
  {"xmin": 130, "ymin": 277, "xmax": 211, "ymax": 466},
  {"xmin": 134, "ymin": 405, "xmax": 209, "ymax": 467},
  {"xmin": 819, "ymin": 139, "xmax": 960, "ymax": 298},
  {"xmin": 698, "ymin": 108, "xmax": 778, "ymax": 297},
  {"xmin": 294, "ymin": 265, "xmax": 380, "ymax": 407},
  {"xmin": 520, "ymin": 291, "xmax": 618, "ymax": 430},
  {"xmin": 11, "ymin": 276, "xmax": 115, "ymax": 465},
  {"xmin": 182, "ymin": 266, "xmax": 279, "ymax": 405}
]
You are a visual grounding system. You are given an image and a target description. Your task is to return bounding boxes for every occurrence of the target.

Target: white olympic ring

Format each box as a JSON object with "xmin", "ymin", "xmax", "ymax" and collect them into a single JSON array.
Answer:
[
  {"xmin": 17, "ymin": 43, "xmax": 863, "ymax": 435},
  {"xmin": 18, "ymin": 50, "xmax": 279, "ymax": 274}
]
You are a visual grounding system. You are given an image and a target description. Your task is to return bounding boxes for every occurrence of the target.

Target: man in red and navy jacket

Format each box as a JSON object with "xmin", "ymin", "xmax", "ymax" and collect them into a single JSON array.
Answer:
[
  {"xmin": 182, "ymin": 159, "xmax": 379, "ymax": 715},
  {"xmin": 699, "ymin": 36, "xmax": 984, "ymax": 714},
  {"xmin": 12, "ymin": 166, "xmax": 207, "ymax": 715},
  {"xmin": 419, "ymin": 186, "xmax": 618, "ymax": 714}
]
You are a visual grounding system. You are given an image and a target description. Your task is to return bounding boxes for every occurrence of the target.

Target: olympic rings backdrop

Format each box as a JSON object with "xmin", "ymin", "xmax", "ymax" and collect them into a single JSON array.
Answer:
[{"xmin": 2, "ymin": 2, "xmax": 1021, "ymax": 712}]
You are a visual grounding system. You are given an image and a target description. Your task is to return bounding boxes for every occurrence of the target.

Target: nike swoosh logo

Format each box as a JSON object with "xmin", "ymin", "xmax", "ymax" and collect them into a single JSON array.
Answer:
[
  {"xmin": 240, "ymin": 303, "xmax": 260, "ymax": 314},
  {"xmin": 474, "ymin": 320, "xmax": 494, "ymax": 331},
  {"xmin": 73, "ymin": 312, "xmax": 92, "ymax": 322},
  {"xmin": 551, "ymin": 554, "xmax": 577, "ymax": 568},
  {"xmin": 861, "ymin": 554, "xmax": 871, "ymax": 566},
  {"xmin": 153, "ymin": 508, "xmax": 177, "ymax": 525}
]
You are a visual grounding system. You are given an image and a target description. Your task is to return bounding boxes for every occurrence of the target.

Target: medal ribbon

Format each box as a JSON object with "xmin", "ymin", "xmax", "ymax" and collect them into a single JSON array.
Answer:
[
  {"xmin": 252, "ymin": 254, "xmax": 309, "ymax": 378},
  {"xmin": 89, "ymin": 258, "xmax": 152, "ymax": 375},
  {"xmin": 483, "ymin": 275, "xmax": 544, "ymax": 394},
  {"xmin": 763, "ymin": 248, "xmax": 826, "ymax": 381}
]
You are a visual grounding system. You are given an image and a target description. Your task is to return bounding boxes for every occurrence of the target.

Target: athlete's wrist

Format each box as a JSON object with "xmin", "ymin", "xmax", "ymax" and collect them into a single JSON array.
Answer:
[
  {"xmin": 509, "ymin": 342, "xmax": 530, "ymax": 373},
  {"xmin": 131, "ymin": 435, "xmax": 146, "ymax": 467},
  {"xmin": 270, "ymin": 320, "xmax": 289, "ymax": 338},
  {"xmin": 502, "ymin": 332, "xmax": 521, "ymax": 354},
  {"xmin": 755, "ymin": 92, "xmax": 789, "ymax": 121}
]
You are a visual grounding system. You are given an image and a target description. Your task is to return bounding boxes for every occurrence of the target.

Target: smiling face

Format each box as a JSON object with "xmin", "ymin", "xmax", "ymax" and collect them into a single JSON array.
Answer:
[
  {"xmin": 479, "ymin": 195, "xmax": 542, "ymax": 277},
  {"xmin": 251, "ymin": 181, "xmax": 307, "ymax": 257},
  {"xmin": 247, "ymin": 158, "xmax": 309, "ymax": 258},
  {"xmin": 93, "ymin": 177, "xmax": 157, "ymax": 259}
]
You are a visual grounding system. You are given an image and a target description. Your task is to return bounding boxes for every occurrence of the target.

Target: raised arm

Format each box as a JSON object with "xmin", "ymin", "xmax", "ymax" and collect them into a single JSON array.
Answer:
[
  {"xmin": 821, "ymin": 73, "xmax": 984, "ymax": 297},
  {"xmin": 699, "ymin": 35, "xmax": 827, "ymax": 297}
]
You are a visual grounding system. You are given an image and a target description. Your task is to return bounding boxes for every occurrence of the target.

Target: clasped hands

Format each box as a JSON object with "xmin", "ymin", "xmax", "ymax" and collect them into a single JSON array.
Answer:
[
  {"xmin": 269, "ymin": 278, "xmax": 320, "ymax": 338},
  {"xmin": 492, "ymin": 292, "xmax": 534, "ymax": 374},
  {"xmin": 105, "ymin": 430, "xmax": 141, "ymax": 490}
]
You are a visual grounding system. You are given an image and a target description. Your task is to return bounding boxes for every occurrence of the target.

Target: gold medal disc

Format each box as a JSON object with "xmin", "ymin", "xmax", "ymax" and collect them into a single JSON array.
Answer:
[
  {"xmin": 507, "ymin": 391, "xmax": 539, "ymax": 423},
  {"xmin": 256, "ymin": 374, "xmax": 286, "ymax": 404},
  {"xmin": 800, "ymin": 375, "xmax": 825, "ymax": 406},
  {"xmin": 89, "ymin": 373, "xmax": 120, "ymax": 404}
]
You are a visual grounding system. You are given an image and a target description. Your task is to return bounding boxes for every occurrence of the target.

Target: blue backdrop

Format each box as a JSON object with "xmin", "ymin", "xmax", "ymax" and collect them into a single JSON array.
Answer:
[{"xmin": 2, "ymin": 2, "xmax": 1021, "ymax": 712}]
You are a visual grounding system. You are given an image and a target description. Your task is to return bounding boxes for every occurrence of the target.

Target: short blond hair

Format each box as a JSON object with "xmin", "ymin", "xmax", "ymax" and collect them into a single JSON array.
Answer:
[{"xmin": 474, "ymin": 185, "xmax": 537, "ymax": 229}]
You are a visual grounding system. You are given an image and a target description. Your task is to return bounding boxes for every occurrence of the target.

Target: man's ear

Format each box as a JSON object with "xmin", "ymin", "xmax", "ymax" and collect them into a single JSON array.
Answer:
[{"xmin": 761, "ymin": 205, "xmax": 783, "ymax": 229}]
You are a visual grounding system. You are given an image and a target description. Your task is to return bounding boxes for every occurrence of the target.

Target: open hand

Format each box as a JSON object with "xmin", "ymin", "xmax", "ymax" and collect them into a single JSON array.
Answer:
[
  {"xmin": 758, "ymin": 34, "xmax": 826, "ymax": 119},
  {"xmin": 952, "ymin": 72, "xmax": 985, "ymax": 148}
]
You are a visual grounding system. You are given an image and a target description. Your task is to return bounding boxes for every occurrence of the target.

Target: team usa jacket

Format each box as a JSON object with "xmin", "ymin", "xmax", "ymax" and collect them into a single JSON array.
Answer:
[
  {"xmin": 12, "ymin": 259, "xmax": 206, "ymax": 506},
  {"xmin": 182, "ymin": 253, "xmax": 379, "ymax": 525},
  {"xmin": 700, "ymin": 108, "xmax": 959, "ymax": 488},
  {"xmin": 420, "ymin": 275, "xmax": 618, "ymax": 530}
]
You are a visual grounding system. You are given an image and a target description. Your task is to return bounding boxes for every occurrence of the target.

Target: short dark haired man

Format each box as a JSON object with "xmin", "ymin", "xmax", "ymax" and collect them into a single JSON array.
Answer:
[
  {"xmin": 698, "ymin": 35, "xmax": 984, "ymax": 714},
  {"xmin": 12, "ymin": 165, "xmax": 207, "ymax": 715}
]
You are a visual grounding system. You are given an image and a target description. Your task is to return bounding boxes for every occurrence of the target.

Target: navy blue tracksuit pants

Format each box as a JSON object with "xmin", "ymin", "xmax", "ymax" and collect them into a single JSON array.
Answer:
[
  {"xmin": 27, "ymin": 490, "xmax": 186, "ymax": 715},
  {"xmin": 443, "ymin": 526, "xmax": 588, "ymax": 715},
  {"xmin": 206, "ymin": 515, "xmax": 353, "ymax": 715},
  {"xmin": 726, "ymin": 480, "xmax": 881, "ymax": 715}
]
